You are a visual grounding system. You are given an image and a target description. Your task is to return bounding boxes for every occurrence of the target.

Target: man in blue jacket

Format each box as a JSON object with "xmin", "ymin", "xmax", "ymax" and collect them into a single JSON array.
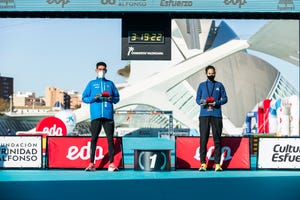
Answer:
[
  {"xmin": 82, "ymin": 61, "xmax": 120, "ymax": 172},
  {"xmin": 196, "ymin": 65, "xmax": 228, "ymax": 171}
]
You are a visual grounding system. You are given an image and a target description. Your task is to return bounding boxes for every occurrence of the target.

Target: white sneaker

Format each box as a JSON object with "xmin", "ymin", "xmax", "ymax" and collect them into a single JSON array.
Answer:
[
  {"xmin": 85, "ymin": 163, "xmax": 96, "ymax": 172},
  {"xmin": 108, "ymin": 163, "xmax": 119, "ymax": 172}
]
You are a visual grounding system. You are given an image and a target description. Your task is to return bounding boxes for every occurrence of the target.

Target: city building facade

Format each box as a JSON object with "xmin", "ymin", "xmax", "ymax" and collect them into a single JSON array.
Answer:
[{"xmin": 0, "ymin": 74, "xmax": 13, "ymax": 101}]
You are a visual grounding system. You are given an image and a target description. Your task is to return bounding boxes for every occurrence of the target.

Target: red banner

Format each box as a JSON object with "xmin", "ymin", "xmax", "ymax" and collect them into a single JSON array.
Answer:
[
  {"xmin": 257, "ymin": 99, "xmax": 271, "ymax": 133},
  {"xmin": 47, "ymin": 136, "xmax": 124, "ymax": 169},
  {"xmin": 175, "ymin": 137, "xmax": 250, "ymax": 169}
]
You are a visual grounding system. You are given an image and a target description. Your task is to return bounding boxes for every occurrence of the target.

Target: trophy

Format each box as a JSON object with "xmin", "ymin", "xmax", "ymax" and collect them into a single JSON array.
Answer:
[
  {"xmin": 206, "ymin": 96, "xmax": 215, "ymax": 112},
  {"xmin": 101, "ymin": 91, "xmax": 110, "ymax": 97}
]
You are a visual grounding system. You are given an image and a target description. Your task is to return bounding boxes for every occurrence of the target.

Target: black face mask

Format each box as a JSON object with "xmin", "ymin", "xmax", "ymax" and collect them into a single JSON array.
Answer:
[{"xmin": 207, "ymin": 75, "xmax": 215, "ymax": 81}]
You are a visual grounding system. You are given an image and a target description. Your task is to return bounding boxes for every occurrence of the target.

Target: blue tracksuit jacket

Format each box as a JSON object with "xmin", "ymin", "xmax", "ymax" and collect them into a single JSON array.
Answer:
[
  {"xmin": 196, "ymin": 79, "xmax": 228, "ymax": 117},
  {"xmin": 82, "ymin": 77, "xmax": 120, "ymax": 120}
]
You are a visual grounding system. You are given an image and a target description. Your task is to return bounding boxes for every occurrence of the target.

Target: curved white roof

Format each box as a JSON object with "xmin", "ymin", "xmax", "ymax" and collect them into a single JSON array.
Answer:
[{"xmin": 248, "ymin": 20, "xmax": 299, "ymax": 66}]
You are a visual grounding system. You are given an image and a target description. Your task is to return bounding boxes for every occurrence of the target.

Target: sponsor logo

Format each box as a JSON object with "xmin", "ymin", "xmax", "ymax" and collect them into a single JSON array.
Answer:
[
  {"xmin": 46, "ymin": 0, "xmax": 70, "ymax": 8},
  {"xmin": 224, "ymin": 0, "xmax": 247, "ymax": 8},
  {"xmin": 0, "ymin": 145, "xmax": 39, "ymax": 162},
  {"xmin": 0, "ymin": 0, "xmax": 16, "ymax": 9},
  {"xmin": 127, "ymin": 46, "xmax": 164, "ymax": 56},
  {"xmin": 127, "ymin": 46, "xmax": 134, "ymax": 56},
  {"xmin": 160, "ymin": 0, "xmax": 193, "ymax": 7},
  {"xmin": 0, "ymin": 138, "xmax": 40, "ymax": 163},
  {"xmin": 271, "ymin": 144, "xmax": 300, "ymax": 162},
  {"xmin": 194, "ymin": 146, "xmax": 233, "ymax": 163},
  {"xmin": 101, "ymin": 0, "xmax": 116, "ymax": 4},
  {"xmin": 66, "ymin": 141, "xmax": 105, "ymax": 161},
  {"xmin": 119, "ymin": 0, "xmax": 147, "ymax": 7},
  {"xmin": 101, "ymin": 0, "xmax": 147, "ymax": 7},
  {"xmin": 41, "ymin": 124, "xmax": 64, "ymax": 136},
  {"xmin": 277, "ymin": 0, "xmax": 295, "ymax": 11},
  {"xmin": 36, "ymin": 116, "xmax": 67, "ymax": 136}
]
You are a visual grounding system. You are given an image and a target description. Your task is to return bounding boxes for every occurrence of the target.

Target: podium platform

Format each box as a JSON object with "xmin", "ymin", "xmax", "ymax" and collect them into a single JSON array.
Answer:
[
  {"xmin": 1, "ymin": 137, "xmax": 300, "ymax": 200},
  {"xmin": 134, "ymin": 149, "xmax": 172, "ymax": 171}
]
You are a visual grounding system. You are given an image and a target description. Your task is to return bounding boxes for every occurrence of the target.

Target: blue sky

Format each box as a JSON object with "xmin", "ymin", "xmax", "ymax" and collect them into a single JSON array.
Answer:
[
  {"xmin": 0, "ymin": 18, "xmax": 129, "ymax": 96},
  {"xmin": 0, "ymin": 18, "xmax": 298, "ymax": 96}
]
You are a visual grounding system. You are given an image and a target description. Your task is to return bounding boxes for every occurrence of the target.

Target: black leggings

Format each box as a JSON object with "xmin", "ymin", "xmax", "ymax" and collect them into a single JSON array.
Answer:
[
  {"xmin": 199, "ymin": 116, "xmax": 223, "ymax": 164},
  {"xmin": 90, "ymin": 118, "xmax": 115, "ymax": 163}
]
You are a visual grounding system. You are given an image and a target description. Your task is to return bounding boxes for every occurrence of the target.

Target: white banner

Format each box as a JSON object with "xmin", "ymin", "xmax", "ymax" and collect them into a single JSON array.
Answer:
[
  {"xmin": 0, "ymin": 136, "xmax": 42, "ymax": 168},
  {"xmin": 257, "ymin": 137, "xmax": 300, "ymax": 169}
]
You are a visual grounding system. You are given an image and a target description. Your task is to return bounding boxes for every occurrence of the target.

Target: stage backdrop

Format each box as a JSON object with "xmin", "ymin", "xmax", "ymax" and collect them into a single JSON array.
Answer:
[
  {"xmin": 175, "ymin": 136, "xmax": 250, "ymax": 169},
  {"xmin": 47, "ymin": 136, "xmax": 124, "ymax": 169}
]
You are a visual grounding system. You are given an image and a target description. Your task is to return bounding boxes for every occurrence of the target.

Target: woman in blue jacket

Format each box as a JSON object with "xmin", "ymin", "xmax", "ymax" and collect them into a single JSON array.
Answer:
[
  {"xmin": 82, "ymin": 61, "xmax": 120, "ymax": 172},
  {"xmin": 196, "ymin": 65, "xmax": 228, "ymax": 171}
]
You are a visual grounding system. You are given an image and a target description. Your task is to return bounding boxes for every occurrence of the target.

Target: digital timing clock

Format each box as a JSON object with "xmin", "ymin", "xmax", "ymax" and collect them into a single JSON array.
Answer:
[
  {"xmin": 128, "ymin": 31, "xmax": 164, "ymax": 44},
  {"xmin": 122, "ymin": 15, "xmax": 171, "ymax": 60}
]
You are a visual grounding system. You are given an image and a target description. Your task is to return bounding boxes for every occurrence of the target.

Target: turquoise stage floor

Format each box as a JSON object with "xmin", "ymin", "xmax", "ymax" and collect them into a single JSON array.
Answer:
[
  {"xmin": 1, "ymin": 167, "xmax": 300, "ymax": 181},
  {"xmin": 1, "ymin": 168, "xmax": 300, "ymax": 200}
]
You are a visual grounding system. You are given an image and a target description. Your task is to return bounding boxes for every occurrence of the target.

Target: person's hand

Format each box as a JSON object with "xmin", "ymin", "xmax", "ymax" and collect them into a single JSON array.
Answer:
[
  {"xmin": 200, "ymin": 100, "xmax": 207, "ymax": 106},
  {"xmin": 95, "ymin": 94, "xmax": 112, "ymax": 102},
  {"xmin": 208, "ymin": 102, "xmax": 216, "ymax": 106},
  {"xmin": 94, "ymin": 94, "xmax": 100, "ymax": 99},
  {"xmin": 95, "ymin": 94, "xmax": 106, "ymax": 101}
]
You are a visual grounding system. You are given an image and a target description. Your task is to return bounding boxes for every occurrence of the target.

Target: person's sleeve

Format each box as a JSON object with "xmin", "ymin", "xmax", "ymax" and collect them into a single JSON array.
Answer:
[
  {"xmin": 196, "ymin": 84, "xmax": 202, "ymax": 105},
  {"xmin": 111, "ymin": 82, "xmax": 120, "ymax": 104},
  {"xmin": 217, "ymin": 83, "xmax": 228, "ymax": 106},
  {"xmin": 82, "ymin": 82, "xmax": 96, "ymax": 104}
]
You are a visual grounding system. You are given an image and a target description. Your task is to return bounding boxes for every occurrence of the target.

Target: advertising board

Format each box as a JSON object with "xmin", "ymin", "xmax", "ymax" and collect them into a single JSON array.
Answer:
[
  {"xmin": 257, "ymin": 137, "xmax": 300, "ymax": 169},
  {"xmin": 0, "ymin": 136, "xmax": 43, "ymax": 168},
  {"xmin": 175, "ymin": 136, "xmax": 250, "ymax": 169},
  {"xmin": 47, "ymin": 136, "xmax": 124, "ymax": 169}
]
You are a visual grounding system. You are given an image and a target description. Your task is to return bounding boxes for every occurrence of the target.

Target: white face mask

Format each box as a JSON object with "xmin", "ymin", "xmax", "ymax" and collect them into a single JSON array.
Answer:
[{"xmin": 97, "ymin": 70, "xmax": 105, "ymax": 78}]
